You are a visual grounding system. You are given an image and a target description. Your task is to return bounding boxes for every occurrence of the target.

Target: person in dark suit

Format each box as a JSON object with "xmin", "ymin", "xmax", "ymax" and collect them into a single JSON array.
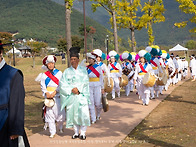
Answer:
[{"xmin": 0, "ymin": 41, "xmax": 30, "ymax": 147}]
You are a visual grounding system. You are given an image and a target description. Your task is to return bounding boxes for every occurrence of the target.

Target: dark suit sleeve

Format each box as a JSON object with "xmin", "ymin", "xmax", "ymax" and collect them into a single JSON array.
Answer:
[{"xmin": 8, "ymin": 70, "xmax": 25, "ymax": 136}]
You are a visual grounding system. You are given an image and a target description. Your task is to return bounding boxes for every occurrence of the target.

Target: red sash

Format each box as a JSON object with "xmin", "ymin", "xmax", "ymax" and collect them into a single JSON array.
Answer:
[
  {"xmin": 88, "ymin": 66, "xmax": 100, "ymax": 77},
  {"xmin": 150, "ymin": 59, "xmax": 158, "ymax": 67},
  {"xmin": 139, "ymin": 63, "xmax": 147, "ymax": 73},
  {"xmin": 110, "ymin": 63, "xmax": 119, "ymax": 70},
  {"xmin": 45, "ymin": 71, "xmax": 59, "ymax": 85},
  {"xmin": 131, "ymin": 62, "xmax": 135, "ymax": 68}
]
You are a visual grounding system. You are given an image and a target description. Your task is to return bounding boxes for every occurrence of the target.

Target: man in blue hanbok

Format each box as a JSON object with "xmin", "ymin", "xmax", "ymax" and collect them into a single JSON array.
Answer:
[
  {"xmin": 60, "ymin": 47, "xmax": 90, "ymax": 140},
  {"xmin": 0, "ymin": 41, "xmax": 30, "ymax": 146}
]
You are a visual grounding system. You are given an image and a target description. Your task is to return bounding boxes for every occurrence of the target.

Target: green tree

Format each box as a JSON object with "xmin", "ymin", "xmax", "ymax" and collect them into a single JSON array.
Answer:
[
  {"xmin": 174, "ymin": 0, "xmax": 196, "ymax": 33},
  {"xmin": 79, "ymin": 24, "xmax": 96, "ymax": 50},
  {"xmin": 89, "ymin": 26, "xmax": 96, "ymax": 50},
  {"xmin": 57, "ymin": 36, "xmax": 84, "ymax": 53},
  {"xmin": 185, "ymin": 40, "xmax": 196, "ymax": 49},
  {"xmin": 57, "ymin": 38, "xmax": 67, "ymax": 53},
  {"xmin": 78, "ymin": 24, "xmax": 91, "ymax": 36},
  {"xmin": 27, "ymin": 40, "xmax": 48, "ymax": 68},
  {"xmin": 91, "ymin": 0, "xmax": 119, "ymax": 53}
]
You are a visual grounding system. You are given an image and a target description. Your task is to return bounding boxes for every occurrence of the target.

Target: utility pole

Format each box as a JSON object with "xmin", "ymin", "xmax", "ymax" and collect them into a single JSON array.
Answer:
[
  {"xmin": 12, "ymin": 40, "xmax": 15, "ymax": 66},
  {"xmin": 106, "ymin": 35, "xmax": 109, "ymax": 64},
  {"xmin": 83, "ymin": 0, "xmax": 87, "ymax": 60}
]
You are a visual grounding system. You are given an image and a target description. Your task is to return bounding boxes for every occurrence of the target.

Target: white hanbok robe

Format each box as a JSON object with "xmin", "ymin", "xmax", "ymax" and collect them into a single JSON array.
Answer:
[
  {"xmin": 108, "ymin": 62, "xmax": 122, "ymax": 98},
  {"xmin": 121, "ymin": 62, "xmax": 134, "ymax": 96},
  {"xmin": 133, "ymin": 63, "xmax": 153, "ymax": 105},
  {"xmin": 87, "ymin": 64, "xmax": 104, "ymax": 122},
  {"xmin": 41, "ymin": 69, "xmax": 65, "ymax": 135},
  {"xmin": 190, "ymin": 58, "xmax": 196, "ymax": 77}
]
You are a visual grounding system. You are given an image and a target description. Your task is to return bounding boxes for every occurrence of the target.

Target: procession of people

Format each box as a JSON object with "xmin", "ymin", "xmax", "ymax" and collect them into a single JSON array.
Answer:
[
  {"xmin": 1, "ymin": 41, "xmax": 195, "ymax": 146},
  {"xmin": 35, "ymin": 45, "xmax": 195, "ymax": 140}
]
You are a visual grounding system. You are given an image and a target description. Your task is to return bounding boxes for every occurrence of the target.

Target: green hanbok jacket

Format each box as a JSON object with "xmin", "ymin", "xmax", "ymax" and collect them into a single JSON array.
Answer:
[{"xmin": 60, "ymin": 65, "xmax": 91, "ymax": 128}]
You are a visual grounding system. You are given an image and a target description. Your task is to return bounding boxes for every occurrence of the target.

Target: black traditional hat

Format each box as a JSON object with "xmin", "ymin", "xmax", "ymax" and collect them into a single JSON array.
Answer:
[
  {"xmin": 0, "ymin": 40, "xmax": 3, "ymax": 51},
  {"xmin": 170, "ymin": 53, "xmax": 174, "ymax": 57},
  {"xmin": 69, "ymin": 47, "xmax": 80, "ymax": 58}
]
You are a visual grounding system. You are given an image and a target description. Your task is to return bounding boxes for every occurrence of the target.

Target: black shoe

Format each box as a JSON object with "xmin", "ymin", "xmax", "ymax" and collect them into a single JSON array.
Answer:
[
  {"xmin": 79, "ymin": 135, "xmax": 86, "ymax": 140},
  {"xmin": 72, "ymin": 134, "xmax": 79, "ymax": 139}
]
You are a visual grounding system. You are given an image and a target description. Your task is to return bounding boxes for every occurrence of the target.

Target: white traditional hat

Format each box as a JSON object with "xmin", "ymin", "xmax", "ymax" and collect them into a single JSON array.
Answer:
[
  {"xmin": 109, "ymin": 50, "xmax": 117, "ymax": 57},
  {"xmin": 161, "ymin": 50, "xmax": 167, "ymax": 59},
  {"xmin": 92, "ymin": 49, "xmax": 102, "ymax": 57},
  {"xmin": 137, "ymin": 50, "xmax": 151, "ymax": 62},
  {"xmin": 87, "ymin": 52, "xmax": 96, "ymax": 59},
  {"xmin": 121, "ymin": 52, "xmax": 129, "ymax": 60},
  {"xmin": 42, "ymin": 55, "xmax": 57, "ymax": 65}
]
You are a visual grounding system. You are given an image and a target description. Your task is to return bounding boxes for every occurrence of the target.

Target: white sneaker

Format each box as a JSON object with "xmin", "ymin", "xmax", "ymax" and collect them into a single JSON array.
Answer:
[
  {"xmin": 59, "ymin": 129, "xmax": 63, "ymax": 134},
  {"xmin": 43, "ymin": 123, "xmax": 48, "ymax": 130},
  {"xmin": 49, "ymin": 134, "xmax": 55, "ymax": 138},
  {"xmin": 92, "ymin": 121, "xmax": 96, "ymax": 124},
  {"xmin": 96, "ymin": 117, "xmax": 101, "ymax": 120}
]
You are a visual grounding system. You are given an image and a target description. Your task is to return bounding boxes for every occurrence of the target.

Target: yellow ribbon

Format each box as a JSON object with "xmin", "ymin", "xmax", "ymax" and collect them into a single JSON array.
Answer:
[
  {"xmin": 46, "ymin": 87, "xmax": 57, "ymax": 92},
  {"xmin": 110, "ymin": 70, "xmax": 119, "ymax": 73},
  {"xmin": 89, "ymin": 77, "xmax": 100, "ymax": 82}
]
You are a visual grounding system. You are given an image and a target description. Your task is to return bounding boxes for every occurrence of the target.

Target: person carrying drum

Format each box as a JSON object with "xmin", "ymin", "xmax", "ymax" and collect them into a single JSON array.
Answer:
[
  {"xmin": 160, "ymin": 51, "xmax": 173, "ymax": 91},
  {"xmin": 145, "ymin": 46, "xmax": 163, "ymax": 98},
  {"xmin": 133, "ymin": 50, "xmax": 153, "ymax": 106},
  {"xmin": 40, "ymin": 55, "xmax": 65, "ymax": 138},
  {"xmin": 107, "ymin": 50, "xmax": 122, "ymax": 99},
  {"xmin": 120, "ymin": 51, "xmax": 134, "ymax": 96},
  {"xmin": 87, "ymin": 52, "xmax": 104, "ymax": 123},
  {"xmin": 92, "ymin": 49, "xmax": 110, "ymax": 98}
]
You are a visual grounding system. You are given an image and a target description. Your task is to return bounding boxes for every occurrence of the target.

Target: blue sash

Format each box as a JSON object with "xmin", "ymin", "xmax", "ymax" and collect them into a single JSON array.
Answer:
[
  {"xmin": 110, "ymin": 62, "xmax": 117, "ymax": 71},
  {"xmin": 87, "ymin": 64, "xmax": 99, "ymax": 75},
  {"xmin": 139, "ymin": 63, "xmax": 148, "ymax": 73},
  {"xmin": 99, "ymin": 62, "xmax": 103, "ymax": 66},
  {"xmin": 0, "ymin": 64, "xmax": 17, "ymax": 131},
  {"xmin": 45, "ymin": 69, "xmax": 59, "ymax": 87}
]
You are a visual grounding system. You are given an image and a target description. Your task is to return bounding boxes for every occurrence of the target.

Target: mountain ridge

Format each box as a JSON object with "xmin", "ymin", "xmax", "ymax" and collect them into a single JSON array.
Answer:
[{"xmin": 52, "ymin": 0, "xmax": 194, "ymax": 46}]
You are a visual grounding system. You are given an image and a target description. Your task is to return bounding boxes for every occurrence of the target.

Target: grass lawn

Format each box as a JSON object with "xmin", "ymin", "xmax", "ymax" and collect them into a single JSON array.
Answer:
[{"xmin": 117, "ymin": 79, "xmax": 196, "ymax": 147}]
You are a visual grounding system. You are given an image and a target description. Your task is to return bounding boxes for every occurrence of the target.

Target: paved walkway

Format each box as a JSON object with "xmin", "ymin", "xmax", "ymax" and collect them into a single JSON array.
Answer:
[{"xmin": 29, "ymin": 81, "xmax": 184, "ymax": 147}]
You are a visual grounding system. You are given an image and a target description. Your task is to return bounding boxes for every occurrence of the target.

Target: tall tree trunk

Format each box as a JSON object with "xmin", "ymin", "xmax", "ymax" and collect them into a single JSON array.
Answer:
[
  {"xmin": 65, "ymin": 1, "xmax": 72, "ymax": 67},
  {"xmin": 112, "ymin": 0, "xmax": 119, "ymax": 53},
  {"xmin": 129, "ymin": 0, "xmax": 136, "ymax": 52},
  {"xmin": 148, "ymin": 23, "xmax": 154, "ymax": 46},
  {"xmin": 131, "ymin": 27, "xmax": 136, "ymax": 52},
  {"xmin": 148, "ymin": 0, "xmax": 154, "ymax": 46}
]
